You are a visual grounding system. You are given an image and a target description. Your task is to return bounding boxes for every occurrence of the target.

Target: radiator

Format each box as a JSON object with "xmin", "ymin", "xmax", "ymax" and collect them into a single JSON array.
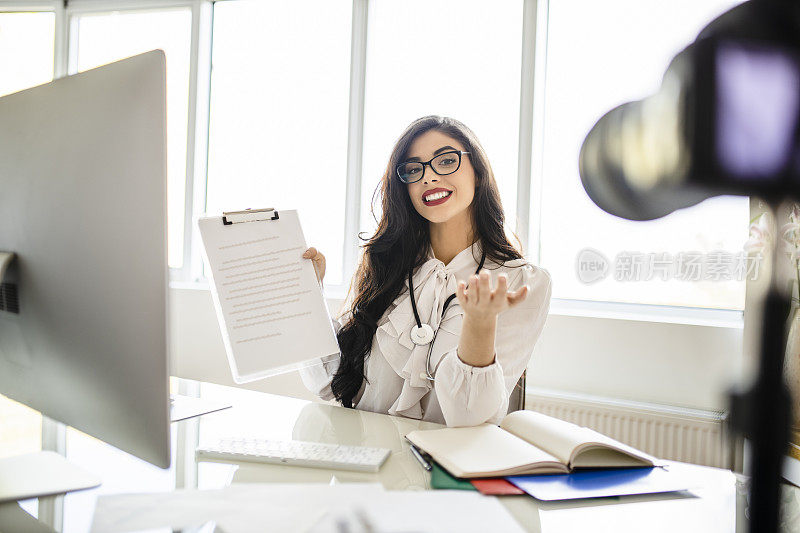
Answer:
[{"xmin": 525, "ymin": 387, "xmax": 730, "ymax": 469}]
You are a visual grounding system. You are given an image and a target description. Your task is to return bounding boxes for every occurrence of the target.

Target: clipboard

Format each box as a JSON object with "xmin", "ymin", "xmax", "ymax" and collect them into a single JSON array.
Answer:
[{"xmin": 197, "ymin": 208, "xmax": 340, "ymax": 383}]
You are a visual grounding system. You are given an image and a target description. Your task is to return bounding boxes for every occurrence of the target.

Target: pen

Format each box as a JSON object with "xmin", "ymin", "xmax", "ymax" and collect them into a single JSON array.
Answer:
[{"xmin": 409, "ymin": 443, "xmax": 432, "ymax": 471}]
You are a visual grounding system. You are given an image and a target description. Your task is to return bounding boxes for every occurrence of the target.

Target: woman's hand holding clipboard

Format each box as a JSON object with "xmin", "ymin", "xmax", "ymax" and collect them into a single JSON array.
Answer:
[{"xmin": 302, "ymin": 247, "xmax": 326, "ymax": 285}]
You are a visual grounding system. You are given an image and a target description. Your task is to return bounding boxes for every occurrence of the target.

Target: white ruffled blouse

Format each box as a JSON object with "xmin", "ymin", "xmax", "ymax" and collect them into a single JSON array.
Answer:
[{"xmin": 300, "ymin": 241, "xmax": 552, "ymax": 427}]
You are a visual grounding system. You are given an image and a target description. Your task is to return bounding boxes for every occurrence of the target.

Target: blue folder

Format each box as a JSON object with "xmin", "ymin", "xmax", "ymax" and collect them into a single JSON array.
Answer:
[{"xmin": 507, "ymin": 466, "xmax": 694, "ymax": 501}]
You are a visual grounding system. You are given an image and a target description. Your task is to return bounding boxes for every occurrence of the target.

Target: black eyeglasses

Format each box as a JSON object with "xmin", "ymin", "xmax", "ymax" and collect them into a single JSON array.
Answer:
[{"xmin": 396, "ymin": 150, "xmax": 470, "ymax": 184}]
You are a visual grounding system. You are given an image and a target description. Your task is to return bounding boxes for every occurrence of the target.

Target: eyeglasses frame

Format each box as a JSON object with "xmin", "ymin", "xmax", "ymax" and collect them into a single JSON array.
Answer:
[{"xmin": 396, "ymin": 150, "xmax": 471, "ymax": 184}]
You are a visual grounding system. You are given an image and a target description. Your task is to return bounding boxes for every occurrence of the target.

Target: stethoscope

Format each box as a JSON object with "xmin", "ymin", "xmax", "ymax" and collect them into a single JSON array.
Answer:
[{"xmin": 408, "ymin": 251, "xmax": 486, "ymax": 382}]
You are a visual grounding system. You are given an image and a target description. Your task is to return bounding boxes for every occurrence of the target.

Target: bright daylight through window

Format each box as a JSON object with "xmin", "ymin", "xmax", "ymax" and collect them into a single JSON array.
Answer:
[{"xmin": 537, "ymin": 0, "xmax": 749, "ymax": 310}]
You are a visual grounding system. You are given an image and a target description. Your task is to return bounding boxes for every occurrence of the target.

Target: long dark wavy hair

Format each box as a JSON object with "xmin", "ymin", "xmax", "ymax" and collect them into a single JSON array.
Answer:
[{"xmin": 331, "ymin": 115, "xmax": 525, "ymax": 408}]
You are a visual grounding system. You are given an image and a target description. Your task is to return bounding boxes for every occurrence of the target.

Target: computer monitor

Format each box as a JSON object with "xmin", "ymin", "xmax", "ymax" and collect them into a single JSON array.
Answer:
[{"xmin": 0, "ymin": 50, "xmax": 171, "ymax": 496}]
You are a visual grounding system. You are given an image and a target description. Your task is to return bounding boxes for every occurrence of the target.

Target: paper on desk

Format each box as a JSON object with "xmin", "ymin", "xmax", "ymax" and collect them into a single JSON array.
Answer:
[
  {"xmin": 91, "ymin": 483, "xmax": 525, "ymax": 533},
  {"xmin": 91, "ymin": 484, "xmax": 380, "ymax": 533},
  {"xmin": 304, "ymin": 490, "xmax": 525, "ymax": 533},
  {"xmin": 198, "ymin": 210, "xmax": 339, "ymax": 383}
]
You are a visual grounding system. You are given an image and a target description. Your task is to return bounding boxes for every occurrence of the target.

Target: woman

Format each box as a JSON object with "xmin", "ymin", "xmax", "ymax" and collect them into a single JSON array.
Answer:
[{"xmin": 301, "ymin": 115, "xmax": 552, "ymax": 427}]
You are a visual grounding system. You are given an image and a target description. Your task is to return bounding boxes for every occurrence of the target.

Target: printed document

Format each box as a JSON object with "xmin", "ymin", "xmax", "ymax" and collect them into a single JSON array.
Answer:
[{"xmin": 198, "ymin": 210, "xmax": 339, "ymax": 382}]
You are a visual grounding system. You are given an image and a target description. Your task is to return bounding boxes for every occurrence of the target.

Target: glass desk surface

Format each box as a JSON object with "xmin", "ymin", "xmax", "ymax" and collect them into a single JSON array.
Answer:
[{"xmin": 52, "ymin": 382, "xmax": 800, "ymax": 532}]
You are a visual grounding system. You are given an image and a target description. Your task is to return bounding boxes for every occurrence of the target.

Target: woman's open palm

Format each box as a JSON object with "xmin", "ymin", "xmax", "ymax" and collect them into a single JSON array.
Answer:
[{"xmin": 456, "ymin": 270, "xmax": 528, "ymax": 321}]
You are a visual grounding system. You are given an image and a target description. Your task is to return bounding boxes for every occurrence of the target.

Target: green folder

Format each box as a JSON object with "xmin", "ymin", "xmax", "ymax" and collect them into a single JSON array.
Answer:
[{"xmin": 430, "ymin": 461, "xmax": 477, "ymax": 491}]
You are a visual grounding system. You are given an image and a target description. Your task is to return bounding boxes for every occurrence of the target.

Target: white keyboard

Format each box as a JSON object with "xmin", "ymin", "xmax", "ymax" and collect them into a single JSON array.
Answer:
[{"xmin": 195, "ymin": 438, "xmax": 391, "ymax": 473}]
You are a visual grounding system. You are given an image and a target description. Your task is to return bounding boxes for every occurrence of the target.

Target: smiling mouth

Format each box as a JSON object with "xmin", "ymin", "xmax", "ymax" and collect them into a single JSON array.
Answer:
[{"xmin": 423, "ymin": 190, "xmax": 453, "ymax": 205}]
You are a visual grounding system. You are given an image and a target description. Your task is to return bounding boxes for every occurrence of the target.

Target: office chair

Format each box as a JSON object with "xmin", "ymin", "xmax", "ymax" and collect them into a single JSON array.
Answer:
[{"xmin": 507, "ymin": 370, "xmax": 527, "ymax": 414}]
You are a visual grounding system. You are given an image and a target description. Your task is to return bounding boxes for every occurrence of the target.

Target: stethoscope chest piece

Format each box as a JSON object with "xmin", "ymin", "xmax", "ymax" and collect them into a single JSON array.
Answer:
[{"xmin": 410, "ymin": 323, "xmax": 435, "ymax": 345}]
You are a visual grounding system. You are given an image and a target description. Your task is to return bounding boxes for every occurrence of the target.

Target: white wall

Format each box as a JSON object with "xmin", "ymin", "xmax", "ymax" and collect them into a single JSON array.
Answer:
[
  {"xmin": 528, "ymin": 314, "xmax": 742, "ymax": 410},
  {"xmin": 170, "ymin": 285, "xmax": 743, "ymax": 411}
]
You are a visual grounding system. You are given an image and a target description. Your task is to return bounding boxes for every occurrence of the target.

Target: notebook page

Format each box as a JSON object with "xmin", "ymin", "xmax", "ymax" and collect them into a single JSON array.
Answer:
[
  {"xmin": 198, "ymin": 210, "xmax": 339, "ymax": 382},
  {"xmin": 502, "ymin": 411, "xmax": 655, "ymax": 468},
  {"xmin": 406, "ymin": 424, "xmax": 563, "ymax": 478},
  {"xmin": 500, "ymin": 411, "xmax": 594, "ymax": 465},
  {"xmin": 570, "ymin": 435, "xmax": 655, "ymax": 467}
]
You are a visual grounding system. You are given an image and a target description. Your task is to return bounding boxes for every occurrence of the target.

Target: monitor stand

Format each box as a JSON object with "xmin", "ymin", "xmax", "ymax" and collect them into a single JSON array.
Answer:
[{"xmin": 0, "ymin": 451, "xmax": 100, "ymax": 503}]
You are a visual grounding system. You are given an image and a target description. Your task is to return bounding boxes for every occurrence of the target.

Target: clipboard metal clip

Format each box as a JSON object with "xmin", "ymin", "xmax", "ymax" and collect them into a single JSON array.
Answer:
[{"xmin": 222, "ymin": 208, "xmax": 280, "ymax": 226}]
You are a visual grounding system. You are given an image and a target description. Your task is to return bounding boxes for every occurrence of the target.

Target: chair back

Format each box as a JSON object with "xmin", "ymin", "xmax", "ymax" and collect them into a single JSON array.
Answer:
[{"xmin": 507, "ymin": 369, "xmax": 526, "ymax": 414}]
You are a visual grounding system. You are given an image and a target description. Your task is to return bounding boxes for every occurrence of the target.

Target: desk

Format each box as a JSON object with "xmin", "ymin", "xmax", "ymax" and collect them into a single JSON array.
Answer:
[{"xmin": 42, "ymin": 382, "xmax": 774, "ymax": 532}]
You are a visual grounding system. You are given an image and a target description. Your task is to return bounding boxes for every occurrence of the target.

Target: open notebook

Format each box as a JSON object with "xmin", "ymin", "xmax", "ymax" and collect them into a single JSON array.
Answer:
[{"xmin": 406, "ymin": 410, "xmax": 656, "ymax": 479}]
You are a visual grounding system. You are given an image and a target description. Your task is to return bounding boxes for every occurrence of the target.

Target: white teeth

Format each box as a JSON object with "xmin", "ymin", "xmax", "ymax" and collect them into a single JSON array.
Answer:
[{"xmin": 424, "ymin": 191, "xmax": 451, "ymax": 202}]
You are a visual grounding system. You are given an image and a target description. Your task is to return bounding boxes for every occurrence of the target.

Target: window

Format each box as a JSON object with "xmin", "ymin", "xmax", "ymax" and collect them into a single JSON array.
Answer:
[
  {"xmin": 360, "ymin": 0, "xmax": 524, "ymax": 244},
  {"xmin": 535, "ymin": 0, "xmax": 749, "ymax": 310},
  {"xmin": 74, "ymin": 8, "xmax": 193, "ymax": 269},
  {"xmin": 205, "ymin": 0, "xmax": 352, "ymax": 286},
  {"xmin": 0, "ymin": 11, "xmax": 54, "ymax": 97}
]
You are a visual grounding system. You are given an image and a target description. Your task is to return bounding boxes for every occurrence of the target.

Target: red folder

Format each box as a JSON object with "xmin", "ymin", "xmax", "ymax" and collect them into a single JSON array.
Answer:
[{"xmin": 470, "ymin": 478, "xmax": 525, "ymax": 495}]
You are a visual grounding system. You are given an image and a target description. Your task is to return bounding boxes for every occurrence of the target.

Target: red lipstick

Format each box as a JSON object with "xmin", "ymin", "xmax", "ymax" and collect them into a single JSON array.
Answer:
[{"xmin": 422, "ymin": 188, "xmax": 453, "ymax": 207}]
